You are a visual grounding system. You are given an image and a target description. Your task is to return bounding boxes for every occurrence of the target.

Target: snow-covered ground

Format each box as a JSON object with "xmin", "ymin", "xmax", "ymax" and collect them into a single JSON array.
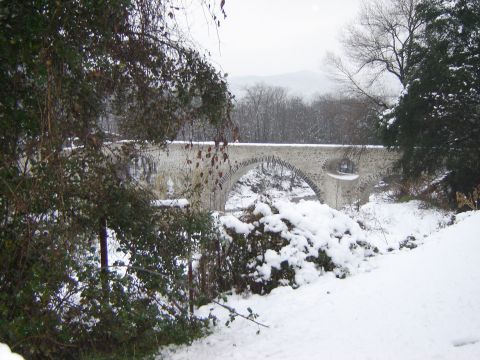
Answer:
[
  {"xmin": 3, "ymin": 165, "xmax": 477, "ymax": 360},
  {"xmin": 161, "ymin": 192, "xmax": 480, "ymax": 359},
  {"xmin": 345, "ymin": 192, "xmax": 453, "ymax": 253},
  {"xmin": 225, "ymin": 163, "xmax": 315, "ymax": 211}
]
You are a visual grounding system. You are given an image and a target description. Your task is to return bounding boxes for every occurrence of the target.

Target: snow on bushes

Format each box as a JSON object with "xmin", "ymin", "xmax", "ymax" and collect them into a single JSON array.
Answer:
[
  {"xmin": 217, "ymin": 200, "xmax": 377, "ymax": 294},
  {"xmin": 220, "ymin": 215, "xmax": 254, "ymax": 235},
  {"xmin": 193, "ymin": 195, "xmax": 451, "ymax": 300}
]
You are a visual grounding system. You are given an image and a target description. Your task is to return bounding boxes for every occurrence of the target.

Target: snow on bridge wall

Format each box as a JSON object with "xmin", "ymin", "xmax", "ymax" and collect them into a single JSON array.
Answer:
[{"xmin": 136, "ymin": 142, "xmax": 401, "ymax": 210}]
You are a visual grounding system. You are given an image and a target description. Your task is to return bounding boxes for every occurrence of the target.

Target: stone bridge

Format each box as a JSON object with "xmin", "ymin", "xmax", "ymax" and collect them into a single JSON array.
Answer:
[{"xmin": 132, "ymin": 142, "xmax": 401, "ymax": 210}]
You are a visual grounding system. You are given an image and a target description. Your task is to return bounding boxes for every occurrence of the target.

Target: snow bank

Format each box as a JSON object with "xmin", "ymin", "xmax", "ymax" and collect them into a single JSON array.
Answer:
[
  {"xmin": 0, "ymin": 344, "xmax": 24, "ymax": 360},
  {"xmin": 347, "ymin": 193, "xmax": 452, "ymax": 252},
  {"xmin": 222, "ymin": 193, "xmax": 452, "ymax": 290},
  {"xmin": 162, "ymin": 210, "xmax": 480, "ymax": 360}
]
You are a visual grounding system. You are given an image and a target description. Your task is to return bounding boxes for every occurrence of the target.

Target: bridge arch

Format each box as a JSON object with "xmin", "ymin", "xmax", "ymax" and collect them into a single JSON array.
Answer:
[
  {"xmin": 214, "ymin": 155, "xmax": 323, "ymax": 210},
  {"xmin": 352, "ymin": 167, "xmax": 399, "ymax": 204}
]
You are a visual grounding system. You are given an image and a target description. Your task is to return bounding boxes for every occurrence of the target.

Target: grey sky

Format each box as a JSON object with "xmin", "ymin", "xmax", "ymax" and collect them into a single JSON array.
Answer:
[{"xmin": 183, "ymin": 0, "xmax": 362, "ymax": 77}]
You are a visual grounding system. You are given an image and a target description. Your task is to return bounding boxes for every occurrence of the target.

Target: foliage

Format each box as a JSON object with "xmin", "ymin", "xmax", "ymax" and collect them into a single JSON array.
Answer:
[
  {"xmin": 389, "ymin": 175, "xmax": 451, "ymax": 209},
  {"xmin": 380, "ymin": 0, "xmax": 480, "ymax": 202},
  {"xmin": 0, "ymin": 0, "xmax": 230, "ymax": 358},
  {"xmin": 193, "ymin": 205, "xmax": 301, "ymax": 296},
  {"xmin": 456, "ymin": 184, "xmax": 480, "ymax": 210},
  {"xmin": 222, "ymin": 207, "xmax": 302, "ymax": 294}
]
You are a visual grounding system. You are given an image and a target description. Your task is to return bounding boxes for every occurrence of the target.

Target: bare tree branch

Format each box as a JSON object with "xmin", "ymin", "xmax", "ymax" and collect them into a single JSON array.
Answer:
[{"xmin": 327, "ymin": 0, "xmax": 425, "ymax": 106}]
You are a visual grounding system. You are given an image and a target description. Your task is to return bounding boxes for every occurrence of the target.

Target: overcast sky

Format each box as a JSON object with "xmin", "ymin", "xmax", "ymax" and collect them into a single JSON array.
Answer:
[{"xmin": 182, "ymin": 0, "xmax": 362, "ymax": 77}]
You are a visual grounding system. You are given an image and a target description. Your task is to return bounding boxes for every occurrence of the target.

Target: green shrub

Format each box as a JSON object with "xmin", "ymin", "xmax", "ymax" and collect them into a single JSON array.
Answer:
[{"xmin": 0, "ymin": 189, "xmax": 217, "ymax": 359}]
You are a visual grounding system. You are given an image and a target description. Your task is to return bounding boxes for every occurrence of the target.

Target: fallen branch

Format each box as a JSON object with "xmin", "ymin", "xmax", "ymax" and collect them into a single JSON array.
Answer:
[{"xmin": 212, "ymin": 300, "xmax": 270, "ymax": 328}]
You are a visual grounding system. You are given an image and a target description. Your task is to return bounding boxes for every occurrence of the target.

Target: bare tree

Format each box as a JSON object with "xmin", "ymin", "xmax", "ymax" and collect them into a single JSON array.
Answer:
[
  {"xmin": 232, "ymin": 84, "xmax": 380, "ymax": 145},
  {"xmin": 233, "ymin": 84, "xmax": 288, "ymax": 142},
  {"xmin": 310, "ymin": 95, "xmax": 379, "ymax": 144},
  {"xmin": 327, "ymin": 0, "xmax": 425, "ymax": 108}
]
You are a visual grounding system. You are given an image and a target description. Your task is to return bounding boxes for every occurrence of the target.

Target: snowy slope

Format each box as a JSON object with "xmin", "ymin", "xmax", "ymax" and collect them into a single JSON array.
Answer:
[
  {"xmin": 161, "ymin": 210, "xmax": 480, "ymax": 360},
  {"xmin": 346, "ymin": 193, "xmax": 453, "ymax": 253}
]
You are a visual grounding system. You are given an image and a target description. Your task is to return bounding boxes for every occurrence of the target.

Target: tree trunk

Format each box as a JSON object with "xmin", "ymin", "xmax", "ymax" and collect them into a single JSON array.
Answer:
[{"xmin": 188, "ymin": 259, "xmax": 194, "ymax": 315}]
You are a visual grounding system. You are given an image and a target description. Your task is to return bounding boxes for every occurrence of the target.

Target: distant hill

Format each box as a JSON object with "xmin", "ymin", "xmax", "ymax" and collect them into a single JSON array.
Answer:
[{"xmin": 227, "ymin": 71, "xmax": 337, "ymax": 100}]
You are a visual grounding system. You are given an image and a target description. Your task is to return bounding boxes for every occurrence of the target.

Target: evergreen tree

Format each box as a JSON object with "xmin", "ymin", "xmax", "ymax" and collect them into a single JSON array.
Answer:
[
  {"xmin": 0, "ymin": 0, "xmax": 230, "ymax": 358},
  {"xmin": 380, "ymin": 0, "xmax": 480, "ymax": 199}
]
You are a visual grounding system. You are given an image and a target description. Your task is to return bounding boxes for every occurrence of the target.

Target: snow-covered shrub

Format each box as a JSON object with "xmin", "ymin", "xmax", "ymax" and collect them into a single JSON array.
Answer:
[{"xmin": 214, "ymin": 200, "xmax": 377, "ymax": 295}]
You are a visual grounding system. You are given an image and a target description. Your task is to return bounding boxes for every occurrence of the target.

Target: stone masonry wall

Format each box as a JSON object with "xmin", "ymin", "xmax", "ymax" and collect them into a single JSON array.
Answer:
[{"xmin": 138, "ymin": 142, "xmax": 401, "ymax": 210}]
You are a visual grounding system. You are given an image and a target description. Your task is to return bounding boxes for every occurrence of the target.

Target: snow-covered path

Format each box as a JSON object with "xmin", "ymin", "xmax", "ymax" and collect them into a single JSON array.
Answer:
[{"xmin": 162, "ymin": 212, "xmax": 480, "ymax": 360}]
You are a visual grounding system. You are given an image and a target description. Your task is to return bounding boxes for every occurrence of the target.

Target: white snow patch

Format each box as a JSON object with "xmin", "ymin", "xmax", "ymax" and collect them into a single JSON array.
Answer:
[
  {"xmin": 220, "ymin": 215, "xmax": 254, "ymax": 235},
  {"xmin": 253, "ymin": 202, "xmax": 273, "ymax": 217},
  {"xmin": 326, "ymin": 172, "xmax": 359, "ymax": 180},
  {"xmin": 152, "ymin": 198, "xmax": 189, "ymax": 208},
  {"xmin": 171, "ymin": 140, "xmax": 385, "ymax": 149},
  {"xmin": 107, "ymin": 228, "xmax": 130, "ymax": 276},
  {"xmin": 0, "ymin": 344, "xmax": 25, "ymax": 360},
  {"xmin": 345, "ymin": 193, "xmax": 452, "ymax": 252}
]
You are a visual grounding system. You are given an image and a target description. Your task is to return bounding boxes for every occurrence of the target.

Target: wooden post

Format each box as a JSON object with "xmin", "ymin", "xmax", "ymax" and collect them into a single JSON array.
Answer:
[
  {"xmin": 188, "ymin": 259, "xmax": 194, "ymax": 315},
  {"xmin": 99, "ymin": 216, "xmax": 108, "ymax": 273},
  {"xmin": 99, "ymin": 215, "xmax": 109, "ymax": 295}
]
